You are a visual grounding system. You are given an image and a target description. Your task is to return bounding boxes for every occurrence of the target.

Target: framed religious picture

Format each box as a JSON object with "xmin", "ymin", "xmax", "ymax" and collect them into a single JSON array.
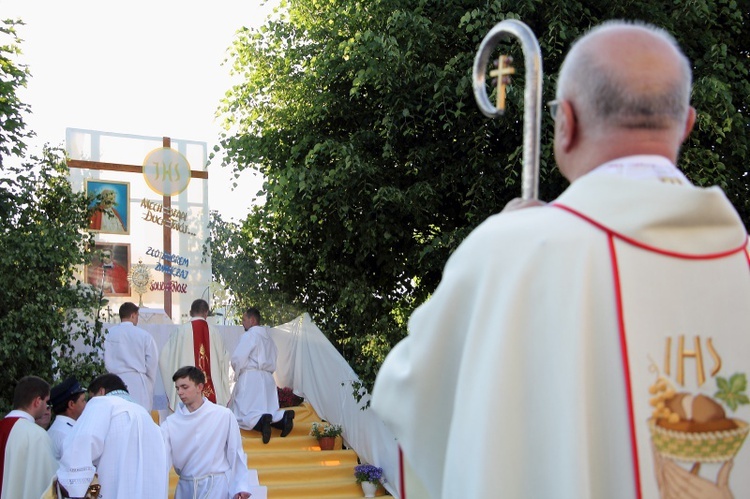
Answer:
[
  {"xmin": 86, "ymin": 179, "xmax": 130, "ymax": 235},
  {"xmin": 85, "ymin": 243, "xmax": 131, "ymax": 296}
]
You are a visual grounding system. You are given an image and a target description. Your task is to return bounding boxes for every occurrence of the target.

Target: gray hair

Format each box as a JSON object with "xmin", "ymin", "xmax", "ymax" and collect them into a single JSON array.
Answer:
[{"xmin": 556, "ymin": 21, "xmax": 692, "ymax": 129}]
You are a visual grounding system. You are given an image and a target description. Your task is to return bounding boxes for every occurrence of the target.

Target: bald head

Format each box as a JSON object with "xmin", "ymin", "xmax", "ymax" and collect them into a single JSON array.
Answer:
[
  {"xmin": 553, "ymin": 21, "xmax": 695, "ymax": 180},
  {"xmin": 557, "ymin": 22, "xmax": 691, "ymax": 130}
]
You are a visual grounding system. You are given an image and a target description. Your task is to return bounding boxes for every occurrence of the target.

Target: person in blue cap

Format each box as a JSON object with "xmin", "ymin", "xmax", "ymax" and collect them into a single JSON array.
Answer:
[{"xmin": 48, "ymin": 376, "xmax": 87, "ymax": 460}]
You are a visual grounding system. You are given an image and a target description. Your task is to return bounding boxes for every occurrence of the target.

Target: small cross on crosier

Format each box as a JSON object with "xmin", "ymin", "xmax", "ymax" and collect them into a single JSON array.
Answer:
[{"xmin": 488, "ymin": 55, "xmax": 515, "ymax": 112}]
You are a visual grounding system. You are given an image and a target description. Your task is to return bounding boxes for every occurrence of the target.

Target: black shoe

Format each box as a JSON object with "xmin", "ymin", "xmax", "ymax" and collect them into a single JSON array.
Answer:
[
  {"xmin": 254, "ymin": 414, "xmax": 272, "ymax": 444},
  {"xmin": 280, "ymin": 410, "xmax": 294, "ymax": 437}
]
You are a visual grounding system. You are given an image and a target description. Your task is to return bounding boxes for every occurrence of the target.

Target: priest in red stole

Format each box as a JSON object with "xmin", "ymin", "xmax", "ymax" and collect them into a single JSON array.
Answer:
[
  {"xmin": 159, "ymin": 299, "xmax": 232, "ymax": 410},
  {"xmin": 1, "ymin": 376, "xmax": 57, "ymax": 499},
  {"xmin": 372, "ymin": 22, "xmax": 750, "ymax": 499}
]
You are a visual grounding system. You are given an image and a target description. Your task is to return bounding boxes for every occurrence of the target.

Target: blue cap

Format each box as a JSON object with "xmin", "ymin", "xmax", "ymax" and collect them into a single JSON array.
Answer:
[{"xmin": 50, "ymin": 376, "xmax": 87, "ymax": 408}]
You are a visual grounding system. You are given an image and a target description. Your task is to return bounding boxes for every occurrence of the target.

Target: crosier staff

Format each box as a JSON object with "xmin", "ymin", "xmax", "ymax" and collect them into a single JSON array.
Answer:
[{"xmin": 472, "ymin": 19, "xmax": 543, "ymax": 201}]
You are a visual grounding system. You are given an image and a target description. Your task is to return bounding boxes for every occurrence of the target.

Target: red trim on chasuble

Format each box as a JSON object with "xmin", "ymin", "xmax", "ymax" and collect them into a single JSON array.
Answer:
[
  {"xmin": 553, "ymin": 203, "xmax": 749, "ymax": 259},
  {"xmin": 192, "ymin": 321, "xmax": 217, "ymax": 403},
  {"xmin": 607, "ymin": 234, "xmax": 643, "ymax": 499},
  {"xmin": 399, "ymin": 446, "xmax": 406, "ymax": 499},
  {"xmin": 554, "ymin": 203, "xmax": 750, "ymax": 498},
  {"xmin": 0, "ymin": 417, "xmax": 20, "ymax": 494}
]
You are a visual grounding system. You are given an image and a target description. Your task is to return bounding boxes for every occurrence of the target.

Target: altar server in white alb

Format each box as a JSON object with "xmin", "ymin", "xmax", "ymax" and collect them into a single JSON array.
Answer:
[
  {"xmin": 372, "ymin": 21, "xmax": 750, "ymax": 499},
  {"xmin": 162, "ymin": 366, "xmax": 251, "ymax": 499},
  {"xmin": 0, "ymin": 376, "xmax": 57, "ymax": 499},
  {"xmin": 229, "ymin": 307, "xmax": 294, "ymax": 443},
  {"xmin": 56, "ymin": 373, "xmax": 168, "ymax": 498},
  {"xmin": 47, "ymin": 376, "xmax": 87, "ymax": 460},
  {"xmin": 104, "ymin": 301, "xmax": 159, "ymax": 410},
  {"xmin": 160, "ymin": 298, "xmax": 232, "ymax": 410}
]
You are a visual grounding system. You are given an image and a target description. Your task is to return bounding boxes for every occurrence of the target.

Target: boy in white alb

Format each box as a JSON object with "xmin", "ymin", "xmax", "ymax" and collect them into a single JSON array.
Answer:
[
  {"xmin": 229, "ymin": 307, "xmax": 294, "ymax": 443},
  {"xmin": 162, "ymin": 366, "xmax": 251, "ymax": 499}
]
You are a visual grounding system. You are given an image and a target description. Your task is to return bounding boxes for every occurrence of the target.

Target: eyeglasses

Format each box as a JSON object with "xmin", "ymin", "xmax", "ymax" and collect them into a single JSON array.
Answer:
[{"xmin": 547, "ymin": 100, "xmax": 560, "ymax": 120}]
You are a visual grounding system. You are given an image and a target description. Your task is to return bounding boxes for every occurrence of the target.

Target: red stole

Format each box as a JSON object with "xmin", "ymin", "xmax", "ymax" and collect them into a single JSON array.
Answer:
[
  {"xmin": 192, "ymin": 320, "xmax": 217, "ymax": 403},
  {"xmin": 0, "ymin": 417, "xmax": 20, "ymax": 494}
]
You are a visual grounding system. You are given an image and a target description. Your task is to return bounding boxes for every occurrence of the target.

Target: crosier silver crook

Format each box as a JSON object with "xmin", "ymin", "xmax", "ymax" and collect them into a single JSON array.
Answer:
[{"xmin": 472, "ymin": 19, "xmax": 543, "ymax": 201}]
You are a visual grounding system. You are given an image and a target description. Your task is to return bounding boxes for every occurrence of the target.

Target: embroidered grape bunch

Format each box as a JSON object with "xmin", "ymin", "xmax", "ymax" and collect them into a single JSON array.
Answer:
[{"xmin": 649, "ymin": 375, "xmax": 680, "ymax": 424}]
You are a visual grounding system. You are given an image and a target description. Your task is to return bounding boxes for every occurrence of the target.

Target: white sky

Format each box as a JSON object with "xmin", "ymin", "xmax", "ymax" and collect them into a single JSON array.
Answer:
[{"xmin": 2, "ymin": 0, "xmax": 278, "ymax": 221}]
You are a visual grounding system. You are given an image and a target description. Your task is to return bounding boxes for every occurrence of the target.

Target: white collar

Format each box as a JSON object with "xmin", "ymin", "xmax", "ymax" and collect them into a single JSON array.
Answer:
[
  {"xmin": 4, "ymin": 410, "xmax": 34, "ymax": 422},
  {"xmin": 587, "ymin": 155, "xmax": 690, "ymax": 185}
]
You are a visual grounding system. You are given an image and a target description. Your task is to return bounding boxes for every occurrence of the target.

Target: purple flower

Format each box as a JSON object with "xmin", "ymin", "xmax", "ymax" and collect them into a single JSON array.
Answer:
[{"xmin": 354, "ymin": 464, "xmax": 383, "ymax": 483}]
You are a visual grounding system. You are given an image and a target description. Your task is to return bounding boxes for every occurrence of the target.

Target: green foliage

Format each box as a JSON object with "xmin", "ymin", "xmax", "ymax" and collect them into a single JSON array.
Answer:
[
  {"xmin": 217, "ymin": 0, "xmax": 750, "ymax": 390},
  {"xmin": 204, "ymin": 210, "xmax": 303, "ymax": 326},
  {"xmin": 0, "ymin": 19, "xmax": 32, "ymax": 165},
  {"xmin": 0, "ymin": 19, "xmax": 104, "ymax": 413}
]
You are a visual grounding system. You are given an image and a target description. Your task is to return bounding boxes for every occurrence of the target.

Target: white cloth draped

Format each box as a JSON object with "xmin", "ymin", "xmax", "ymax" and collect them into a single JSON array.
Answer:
[
  {"xmin": 229, "ymin": 326, "xmax": 284, "ymax": 428},
  {"xmin": 270, "ymin": 315, "xmax": 399, "ymax": 497},
  {"xmin": 161, "ymin": 398, "xmax": 250, "ymax": 498},
  {"xmin": 104, "ymin": 321, "xmax": 159, "ymax": 410},
  {"xmin": 57, "ymin": 394, "xmax": 168, "ymax": 498}
]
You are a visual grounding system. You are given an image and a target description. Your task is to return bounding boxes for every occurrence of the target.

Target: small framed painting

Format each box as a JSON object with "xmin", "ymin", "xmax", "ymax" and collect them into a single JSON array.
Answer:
[{"xmin": 86, "ymin": 179, "xmax": 130, "ymax": 235}]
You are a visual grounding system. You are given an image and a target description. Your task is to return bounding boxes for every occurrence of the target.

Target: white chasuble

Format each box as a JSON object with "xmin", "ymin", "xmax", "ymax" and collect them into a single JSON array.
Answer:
[
  {"xmin": 372, "ymin": 165, "xmax": 750, "ymax": 499},
  {"xmin": 159, "ymin": 319, "xmax": 233, "ymax": 410},
  {"xmin": 0, "ymin": 412, "xmax": 57, "ymax": 499},
  {"xmin": 590, "ymin": 216, "xmax": 750, "ymax": 499}
]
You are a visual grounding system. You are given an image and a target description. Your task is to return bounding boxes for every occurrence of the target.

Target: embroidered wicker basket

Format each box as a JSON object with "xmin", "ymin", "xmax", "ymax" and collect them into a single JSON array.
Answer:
[{"xmin": 648, "ymin": 418, "xmax": 749, "ymax": 462}]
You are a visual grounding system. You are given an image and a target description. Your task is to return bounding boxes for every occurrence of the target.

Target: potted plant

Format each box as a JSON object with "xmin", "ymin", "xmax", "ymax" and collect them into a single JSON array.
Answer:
[
  {"xmin": 309, "ymin": 422, "xmax": 342, "ymax": 450},
  {"xmin": 354, "ymin": 463, "xmax": 383, "ymax": 497}
]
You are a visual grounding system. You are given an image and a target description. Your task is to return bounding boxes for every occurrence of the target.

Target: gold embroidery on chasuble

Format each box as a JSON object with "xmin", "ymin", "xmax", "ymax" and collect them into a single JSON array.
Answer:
[{"xmin": 197, "ymin": 344, "xmax": 216, "ymax": 400}]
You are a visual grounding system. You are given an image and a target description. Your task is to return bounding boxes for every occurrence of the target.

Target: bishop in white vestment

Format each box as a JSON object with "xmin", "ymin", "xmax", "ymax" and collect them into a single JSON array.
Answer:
[{"xmin": 372, "ymin": 23, "xmax": 750, "ymax": 499}]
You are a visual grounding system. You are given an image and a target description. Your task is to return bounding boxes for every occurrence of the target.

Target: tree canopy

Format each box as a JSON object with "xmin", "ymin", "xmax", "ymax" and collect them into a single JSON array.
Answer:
[
  {"xmin": 217, "ymin": 0, "xmax": 749, "ymax": 388},
  {"xmin": 0, "ymin": 19, "xmax": 104, "ymax": 412}
]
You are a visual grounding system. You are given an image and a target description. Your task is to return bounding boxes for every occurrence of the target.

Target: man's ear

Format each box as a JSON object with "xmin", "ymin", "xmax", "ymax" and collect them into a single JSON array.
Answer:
[
  {"xmin": 557, "ymin": 100, "xmax": 578, "ymax": 153},
  {"xmin": 681, "ymin": 106, "xmax": 696, "ymax": 143}
]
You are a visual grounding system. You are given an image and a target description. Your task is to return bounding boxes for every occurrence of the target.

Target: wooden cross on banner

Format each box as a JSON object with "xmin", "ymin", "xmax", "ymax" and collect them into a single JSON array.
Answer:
[{"xmin": 69, "ymin": 136, "xmax": 208, "ymax": 319}]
